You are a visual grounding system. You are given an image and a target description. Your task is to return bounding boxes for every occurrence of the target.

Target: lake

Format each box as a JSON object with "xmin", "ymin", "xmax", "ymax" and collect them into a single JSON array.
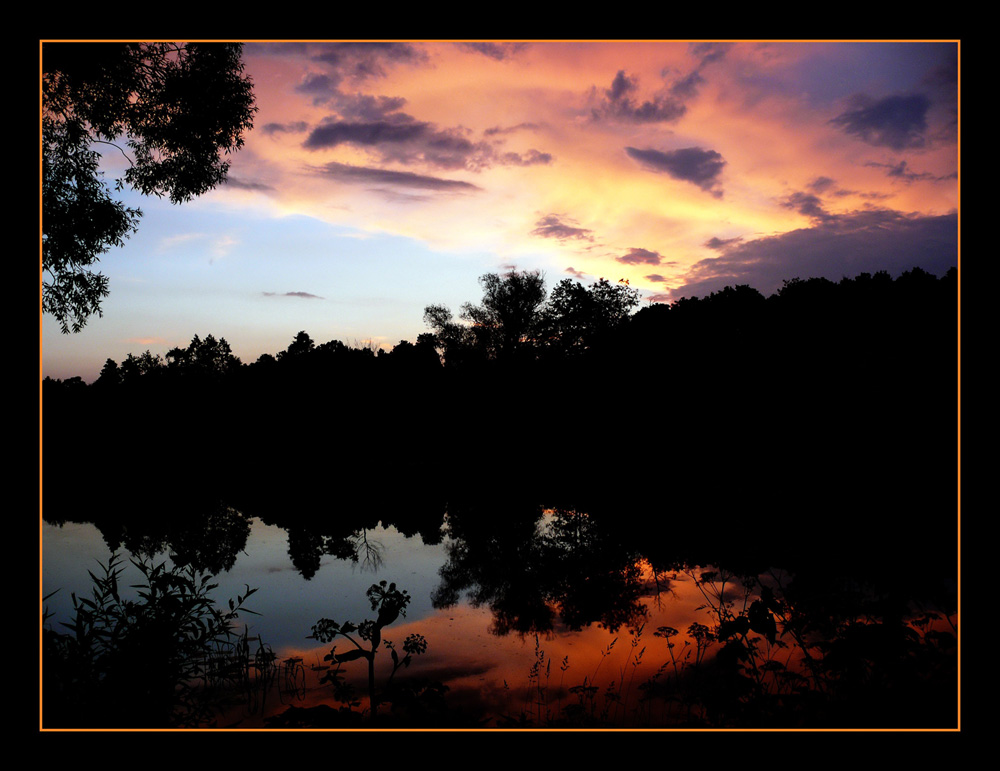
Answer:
[{"xmin": 41, "ymin": 499, "xmax": 958, "ymax": 730}]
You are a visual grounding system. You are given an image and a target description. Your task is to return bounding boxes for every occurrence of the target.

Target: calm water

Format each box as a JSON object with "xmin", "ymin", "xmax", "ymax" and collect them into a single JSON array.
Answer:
[
  {"xmin": 42, "ymin": 502, "xmax": 958, "ymax": 729},
  {"xmin": 42, "ymin": 513, "xmax": 728, "ymax": 728}
]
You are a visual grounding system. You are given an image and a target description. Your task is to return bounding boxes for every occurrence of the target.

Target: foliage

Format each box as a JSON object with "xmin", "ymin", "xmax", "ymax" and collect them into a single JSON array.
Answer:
[
  {"xmin": 166, "ymin": 333, "xmax": 242, "ymax": 377},
  {"xmin": 542, "ymin": 277, "xmax": 641, "ymax": 355},
  {"xmin": 422, "ymin": 303, "xmax": 480, "ymax": 367},
  {"xmin": 42, "ymin": 42, "xmax": 257, "ymax": 333},
  {"xmin": 641, "ymin": 568, "xmax": 960, "ymax": 728},
  {"xmin": 93, "ymin": 357, "xmax": 121, "ymax": 388},
  {"xmin": 460, "ymin": 269, "xmax": 548, "ymax": 361},
  {"xmin": 119, "ymin": 349, "xmax": 165, "ymax": 384},
  {"xmin": 277, "ymin": 330, "xmax": 316, "ymax": 360},
  {"xmin": 423, "ymin": 271, "xmax": 643, "ymax": 366},
  {"xmin": 422, "ymin": 269, "xmax": 549, "ymax": 364},
  {"xmin": 43, "ymin": 553, "xmax": 264, "ymax": 728},
  {"xmin": 306, "ymin": 581, "xmax": 428, "ymax": 721},
  {"xmin": 41, "ymin": 112, "xmax": 140, "ymax": 333}
]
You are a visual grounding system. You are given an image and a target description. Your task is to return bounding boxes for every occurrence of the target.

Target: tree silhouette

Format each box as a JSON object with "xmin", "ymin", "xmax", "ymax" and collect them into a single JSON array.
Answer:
[
  {"xmin": 542, "ymin": 277, "xmax": 640, "ymax": 356},
  {"xmin": 165, "ymin": 333, "xmax": 242, "ymax": 377},
  {"xmin": 277, "ymin": 330, "xmax": 316, "ymax": 360},
  {"xmin": 463, "ymin": 269, "xmax": 548, "ymax": 361},
  {"xmin": 42, "ymin": 42, "xmax": 257, "ymax": 332},
  {"xmin": 422, "ymin": 303, "xmax": 480, "ymax": 367},
  {"xmin": 118, "ymin": 349, "xmax": 164, "ymax": 385},
  {"xmin": 424, "ymin": 269, "xmax": 548, "ymax": 365},
  {"xmin": 93, "ymin": 358, "xmax": 121, "ymax": 389}
]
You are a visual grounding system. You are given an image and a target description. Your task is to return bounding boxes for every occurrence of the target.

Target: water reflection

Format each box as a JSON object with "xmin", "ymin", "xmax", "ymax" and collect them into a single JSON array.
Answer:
[
  {"xmin": 69, "ymin": 498, "xmax": 253, "ymax": 575},
  {"xmin": 433, "ymin": 502, "xmax": 650, "ymax": 636},
  {"xmin": 42, "ymin": 490, "xmax": 958, "ymax": 729}
]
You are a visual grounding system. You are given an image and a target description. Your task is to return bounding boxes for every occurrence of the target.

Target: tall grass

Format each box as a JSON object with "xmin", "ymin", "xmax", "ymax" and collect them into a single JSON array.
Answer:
[
  {"xmin": 42, "ymin": 553, "xmax": 270, "ymax": 728},
  {"xmin": 490, "ymin": 565, "xmax": 957, "ymax": 729}
]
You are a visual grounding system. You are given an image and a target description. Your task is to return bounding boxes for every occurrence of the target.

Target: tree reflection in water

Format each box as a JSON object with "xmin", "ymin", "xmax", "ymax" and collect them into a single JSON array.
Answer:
[
  {"xmin": 425, "ymin": 493, "xmax": 956, "ymax": 729},
  {"xmin": 432, "ymin": 500, "xmax": 650, "ymax": 636},
  {"xmin": 42, "ymin": 487, "xmax": 957, "ymax": 728},
  {"xmin": 285, "ymin": 527, "xmax": 384, "ymax": 580}
]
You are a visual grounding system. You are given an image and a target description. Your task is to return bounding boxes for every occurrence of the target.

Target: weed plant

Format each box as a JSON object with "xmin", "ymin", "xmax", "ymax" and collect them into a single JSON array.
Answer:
[
  {"xmin": 303, "ymin": 581, "xmax": 431, "ymax": 723},
  {"xmin": 43, "ymin": 553, "xmax": 268, "ymax": 728}
]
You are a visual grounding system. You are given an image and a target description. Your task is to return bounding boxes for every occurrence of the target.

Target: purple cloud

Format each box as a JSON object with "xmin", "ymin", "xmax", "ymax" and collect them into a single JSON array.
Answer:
[
  {"xmin": 829, "ymin": 93, "xmax": 931, "ymax": 151},
  {"xmin": 531, "ymin": 215, "xmax": 594, "ymax": 242},
  {"xmin": 625, "ymin": 146, "xmax": 727, "ymax": 197},
  {"xmin": 316, "ymin": 161, "xmax": 481, "ymax": 192},
  {"xmin": 592, "ymin": 70, "xmax": 687, "ymax": 123},
  {"xmin": 262, "ymin": 291, "xmax": 324, "ymax": 299},
  {"xmin": 616, "ymin": 247, "xmax": 662, "ymax": 266},
  {"xmin": 667, "ymin": 208, "xmax": 957, "ymax": 301}
]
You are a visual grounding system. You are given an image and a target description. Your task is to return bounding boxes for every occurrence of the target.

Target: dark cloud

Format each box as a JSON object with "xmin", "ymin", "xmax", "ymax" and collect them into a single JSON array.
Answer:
[
  {"xmin": 311, "ymin": 42, "xmax": 427, "ymax": 81},
  {"xmin": 304, "ymin": 120, "xmax": 430, "ymax": 149},
  {"xmin": 705, "ymin": 236, "xmax": 743, "ymax": 250},
  {"xmin": 245, "ymin": 42, "xmax": 309, "ymax": 57},
  {"xmin": 220, "ymin": 176, "xmax": 274, "ymax": 192},
  {"xmin": 652, "ymin": 44, "xmax": 730, "ymax": 106},
  {"xmin": 249, "ymin": 42, "xmax": 427, "ymax": 81},
  {"xmin": 295, "ymin": 72, "xmax": 340, "ymax": 99},
  {"xmin": 689, "ymin": 42, "xmax": 733, "ymax": 68},
  {"xmin": 591, "ymin": 70, "xmax": 687, "ymax": 123},
  {"xmin": 669, "ymin": 69, "xmax": 705, "ymax": 100},
  {"xmin": 281, "ymin": 45, "xmax": 428, "ymax": 108},
  {"xmin": 297, "ymin": 83, "xmax": 440, "ymax": 161},
  {"xmin": 781, "ymin": 191, "xmax": 832, "ymax": 222},
  {"xmin": 296, "ymin": 75, "xmax": 410, "ymax": 119},
  {"xmin": 334, "ymin": 93, "xmax": 410, "ymax": 122},
  {"xmin": 880, "ymin": 160, "xmax": 929, "ymax": 182},
  {"xmin": 416, "ymin": 130, "xmax": 487, "ymax": 170},
  {"xmin": 458, "ymin": 42, "xmax": 530, "ymax": 61},
  {"xmin": 625, "ymin": 146, "xmax": 727, "ymax": 197},
  {"xmin": 303, "ymin": 117, "xmax": 487, "ymax": 171},
  {"xmin": 499, "ymin": 149, "xmax": 553, "ymax": 166},
  {"xmin": 616, "ymin": 247, "xmax": 662, "ymax": 266},
  {"xmin": 260, "ymin": 121, "xmax": 309, "ymax": 136},
  {"xmin": 666, "ymin": 208, "xmax": 957, "ymax": 301},
  {"xmin": 644, "ymin": 273, "xmax": 668, "ymax": 282},
  {"xmin": 304, "ymin": 99, "xmax": 551, "ymax": 172},
  {"xmin": 866, "ymin": 159, "xmax": 956, "ymax": 184},
  {"xmin": 292, "ymin": 54, "xmax": 555, "ymax": 174},
  {"xmin": 923, "ymin": 55, "xmax": 959, "ymax": 145},
  {"xmin": 565, "ymin": 266, "xmax": 588, "ymax": 279},
  {"xmin": 262, "ymin": 291, "xmax": 324, "ymax": 299},
  {"xmin": 607, "ymin": 70, "xmax": 633, "ymax": 102},
  {"xmin": 484, "ymin": 122, "xmax": 543, "ymax": 137},
  {"xmin": 531, "ymin": 215, "xmax": 594, "ymax": 242},
  {"xmin": 829, "ymin": 93, "xmax": 931, "ymax": 151},
  {"xmin": 808, "ymin": 176, "xmax": 836, "ymax": 194},
  {"xmin": 316, "ymin": 161, "xmax": 482, "ymax": 192}
]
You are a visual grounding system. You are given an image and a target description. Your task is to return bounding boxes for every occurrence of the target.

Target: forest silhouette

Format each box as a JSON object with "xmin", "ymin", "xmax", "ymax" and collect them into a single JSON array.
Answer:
[
  {"xmin": 44, "ymin": 265, "xmax": 957, "ymax": 525},
  {"xmin": 42, "ymin": 265, "xmax": 959, "ymax": 728}
]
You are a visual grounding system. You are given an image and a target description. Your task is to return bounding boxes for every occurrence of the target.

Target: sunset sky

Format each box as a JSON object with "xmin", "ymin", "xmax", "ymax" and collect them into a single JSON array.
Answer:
[{"xmin": 41, "ymin": 40, "xmax": 960, "ymax": 382}]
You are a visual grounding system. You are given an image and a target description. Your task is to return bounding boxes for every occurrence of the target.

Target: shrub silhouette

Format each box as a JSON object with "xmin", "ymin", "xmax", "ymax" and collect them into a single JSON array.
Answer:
[{"xmin": 43, "ymin": 554, "xmax": 265, "ymax": 728}]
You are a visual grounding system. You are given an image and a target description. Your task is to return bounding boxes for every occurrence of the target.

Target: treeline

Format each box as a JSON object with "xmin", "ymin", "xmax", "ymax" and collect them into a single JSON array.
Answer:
[
  {"xmin": 43, "ymin": 266, "xmax": 956, "ymax": 395},
  {"xmin": 43, "ymin": 265, "xmax": 957, "ymax": 388}
]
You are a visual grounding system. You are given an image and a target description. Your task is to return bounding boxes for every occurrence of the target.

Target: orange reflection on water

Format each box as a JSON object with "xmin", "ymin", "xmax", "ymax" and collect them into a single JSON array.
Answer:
[{"xmin": 258, "ymin": 565, "xmax": 714, "ymax": 728}]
